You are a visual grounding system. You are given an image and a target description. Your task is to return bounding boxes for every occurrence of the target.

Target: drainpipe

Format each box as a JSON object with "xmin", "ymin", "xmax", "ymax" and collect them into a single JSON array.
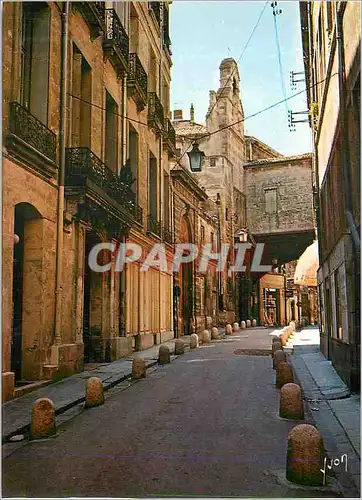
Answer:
[
  {"xmin": 158, "ymin": 4, "xmax": 164, "ymax": 340},
  {"xmin": 335, "ymin": 2, "xmax": 360, "ymax": 251},
  {"xmin": 53, "ymin": 0, "xmax": 69, "ymax": 350}
]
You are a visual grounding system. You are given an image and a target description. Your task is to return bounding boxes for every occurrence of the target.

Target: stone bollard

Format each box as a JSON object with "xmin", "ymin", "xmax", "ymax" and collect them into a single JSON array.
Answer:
[
  {"xmin": 280, "ymin": 329, "xmax": 288, "ymax": 346},
  {"xmin": 272, "ymin": 341, "xmax": 282, "ymax": 356},
  {"xmin": 131, "ymin": 357, "xmax": 146, "ymax": 380},
  {"xmin": 226, "ymin": 324, "xmax": 233, "ymax": 335},
  {"xmin": 175, "ymin": 338, "xmax": 185, "ymax": 355},
  {"xmin": 31, "ymin": 398, "xmax": 56, "ymax": 439},
  {"xmin": 280, "ymin": 383, "xmax": 304, "ymax": 420},
  {"xmin": 241, "ymin": 321, "xmax": 246, "ymax": 330},
  {"xmin": 273, "ymin": 349, "xmax": 286, "ymax": 370},
  {"xmin": 202, "ymin": 329, "xmax": 211, "ymax": 344},
  {"xmin": 85, "ymin": 377, "xmax": 105, "ymax": 408},
  {"xmin": 190, "ymin": 333, "xmax": 199, "ymax": 349},
  {"xmin": 272, "ymin": 335, "xmax": 280, "ymax": 343},
  {"xmin": 289, "ymin": 321, "xmax": 296, "ymax": 332},
  {"xmin": 276, "ymin": 361, "xmax": 294, "ymax": 389},
  {"xmin": 246, "ymin": 319, "xmax": 251, "ymax": 328},
  {"xmin": 211, "ymin": 327, "xmax": 219, "ymax": 340},
  {"xmin": 286, "ymin": 424, "xmax": 324, "ymax": 486},
  {"xmin": 159, "ymin": 344, "xmax": 171, "ymax": 364},
  {"xmin": 233, "ymin": 322, "xmax": 240, "ymax": 332},
  {"xmin": 251, "ymin": 319, "xmax": 257, "ymax": 327}
]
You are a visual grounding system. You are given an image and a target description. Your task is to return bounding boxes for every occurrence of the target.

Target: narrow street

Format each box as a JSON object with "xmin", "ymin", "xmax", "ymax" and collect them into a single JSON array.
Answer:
[{"xmin": 3, "ymin": 331, "xmax": 338, "ymax": 498}]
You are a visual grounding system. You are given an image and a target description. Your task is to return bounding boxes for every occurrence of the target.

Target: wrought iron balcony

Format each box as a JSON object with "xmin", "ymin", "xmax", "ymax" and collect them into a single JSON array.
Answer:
[
  {"xmin": 65, "ymin": 147, "xmax": 142, "ymax": 225},
  {"xmin": 162, "ymin": 225, "xmax": 173, "ymax": 244},
  {"xmin": 163, "ymin": 117, "xmax": 176, "ymax": 155},
  {"xmin": 148, "ymin": 92, "xmax": 164, "ymax": 135},
  {"xmin": 74, "ymin": 2, "xmax": 106, "ymax": 40},
  {"xmin": 103, "ymin": 9, "xmax": 129, "ymax": 78},
  {"xmin": 149, "ymin": 2, "xmax": 161, "ymax": 27},
  {"xmin": 147, "ymin": 214, "xmax": 161, "ymax": 237},
  {"xmin": 128, "ymin": 53, "xmax": 148, "ymax": 111},
  {"xmin": 7, "ymin": 101, "xmax": 57, "ymax": 177},
  {"xmin": 163, "ymin": 30, "xmax": 172, "ymax": 53}
]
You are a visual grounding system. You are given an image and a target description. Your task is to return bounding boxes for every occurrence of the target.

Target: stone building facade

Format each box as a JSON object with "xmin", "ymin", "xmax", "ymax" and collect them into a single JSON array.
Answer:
[
  {"xmin": 173, "ymin": 58, "xmax": 247, "ymax": 325},
  {"xmin": 172, "ymin": 58, "xmax": 316, "ymax": 329},
  {"xmin": 2, "ymin": 1, "xmax": 176, "ymax": 401},
  {"xmin": 300, "ymin": 1, "xmax": 360, "ymax": 390},
  {"xmin": 171, "ymin": 167, "xmax": 218, "ymax": 335}
]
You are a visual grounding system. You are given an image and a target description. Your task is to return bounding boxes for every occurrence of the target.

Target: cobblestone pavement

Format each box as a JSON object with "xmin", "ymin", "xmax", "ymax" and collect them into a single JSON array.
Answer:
[
  {"xmin": 2, "ymin": 330, "xmax": 341, "ymax": 498},
  {"xmin": 290, "ymin": 328, "xmax": 360, "ymax": 498}
]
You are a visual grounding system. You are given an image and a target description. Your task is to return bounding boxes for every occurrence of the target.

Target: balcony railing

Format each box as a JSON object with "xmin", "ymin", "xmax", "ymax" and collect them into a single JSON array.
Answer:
[
  {"xmin": 8, "ymin": 101, "xmax": 57, "ymax": 162},
  {"xmin": 65, "ymin": 147, "xmax": 142, "ymax": 224},
  {"xmin": 149, "ymin": 2, "xmax": 161, "ymax": 26},
  {"xmin": 128, "ymin": 53, "xmax": 148, "ymax": 110},
  {"xmin": 162, "ymin": 225, "xmax": 173, "ymax": 244},
  {"xmin": 75, "ymin": 2, "xmax": 106, "ymax": 40},
  {"xmin": 148, "ymin": 92, "xmax": 164, "ymax": 134},
  {"xmin": 103, "ymin": 9, "xmax": 129, "ymax": 77},
  {"xmin": 148, "ymin": 214, "xmax": 161, "ymax": 237}
]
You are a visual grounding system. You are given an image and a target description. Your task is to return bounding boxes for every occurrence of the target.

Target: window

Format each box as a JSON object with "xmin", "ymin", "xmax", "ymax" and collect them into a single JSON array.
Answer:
[
  {"xmin": 71, "ymin": 45, "xmax": 91, "ymax": 147},
  {"xmin": 128, "ymin": 125, "xmax": 139, "ymax": 198},
  {"xmin": 21, "ymin": 2, "xmax": 50, "ymax": 124},
  {"xmin": 148, "ymin": 152, "xmax": 158, "ymax": 220},
  {"xmin": 163, "ymin": 172, "xmax": 170, "ymax": 228},
  {"xmin": 200, "ymin": 225, "xmax": 205, "ymax": 245},
  {"xmin": 264, "ymin": 188, "xmax": 277, "ymax": 214},
  {"xmin": 210, "ymin": 157, "xmax": 216, "ymax": 167},
  {"xmin": 105, "ymin": 90, "xmax": 118, "ymax": 172},
  {"xmin": 334, "ymin": 268, "xmax": 343, "ymax": 339}
]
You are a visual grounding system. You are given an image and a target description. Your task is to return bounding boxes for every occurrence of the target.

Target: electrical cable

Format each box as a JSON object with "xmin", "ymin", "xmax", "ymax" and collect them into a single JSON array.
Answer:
[
  {"xmin": 173, "ymin": 73, "xmax": 337, "ymax": 168},
  {"xmin": 272, "ymin": 2, "xmax": 289, "ymax": 112},
  {"xmin": 205, "ymin": 0, "xmax": 269, "ymax": 122},
  {"xmin": 66, "ymin": 74, "xmax": 337, "ymax": 172}
]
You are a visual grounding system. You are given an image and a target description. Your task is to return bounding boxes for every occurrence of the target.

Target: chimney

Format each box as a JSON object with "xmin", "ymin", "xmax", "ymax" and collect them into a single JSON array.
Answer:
[
  {"xmin": 173, "ymin": 109, "xmax": 183, "ymax": 121},
  {"xmin": 190, "ymin": 103, "xmax": 195, "ymax": 121}
]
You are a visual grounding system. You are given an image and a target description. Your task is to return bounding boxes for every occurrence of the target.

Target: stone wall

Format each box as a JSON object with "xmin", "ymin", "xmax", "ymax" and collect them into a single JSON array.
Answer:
[{"xmin": 244, "ymin": 155, "xmax": 314, "ymax": 235}]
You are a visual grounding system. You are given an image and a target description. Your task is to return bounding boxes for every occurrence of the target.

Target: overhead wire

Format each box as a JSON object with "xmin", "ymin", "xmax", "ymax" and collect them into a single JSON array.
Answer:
[
  {"xmin": 172, "ymin": 73, "xmax": 338, "ymax": 170},
  {"xmin": 271, "ymin": 1, "xmax": 289, "ymax": 112},
  {"xmin": 205, "ymin": 0, "xmax": 270, "ymax": 122}
]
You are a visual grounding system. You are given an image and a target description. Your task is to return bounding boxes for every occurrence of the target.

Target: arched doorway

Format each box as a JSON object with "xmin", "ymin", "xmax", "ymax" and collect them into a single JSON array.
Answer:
[
  {"xmin": 179, "ymin": 215, "xmax": 194, "ymax": 336},
  {"xmin": 12, "ymin": 202, "xmax": 43, "ymax": 382}
]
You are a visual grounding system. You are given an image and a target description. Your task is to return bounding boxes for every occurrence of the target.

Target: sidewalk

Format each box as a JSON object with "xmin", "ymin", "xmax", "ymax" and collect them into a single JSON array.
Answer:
[
  {"xmin": 290, "ymin": 328, "xmax": 360, "ymax": 497},
  {"xmin": 2, "ymin": 334, "xmax": 196, "ymax": 442}
]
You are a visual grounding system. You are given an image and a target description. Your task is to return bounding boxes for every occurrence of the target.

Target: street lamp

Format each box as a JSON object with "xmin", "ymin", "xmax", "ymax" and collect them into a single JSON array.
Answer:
[
  {"xmin": 236, "ymin": 229, "xmax": 248, "ymax": 243},
  {"xmin": 187, "ymin": 143, "xmax": 205, "ymax": 172}
]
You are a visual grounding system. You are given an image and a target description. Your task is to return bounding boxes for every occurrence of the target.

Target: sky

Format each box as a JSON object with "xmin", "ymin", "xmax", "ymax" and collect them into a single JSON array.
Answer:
[{"xmin": 170, "ymin": 0, "xmax": 312, "ymax": 156}]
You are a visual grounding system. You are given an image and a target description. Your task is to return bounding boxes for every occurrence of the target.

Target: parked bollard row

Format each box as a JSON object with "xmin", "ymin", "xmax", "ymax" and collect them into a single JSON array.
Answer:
[
  {"xmin": 202, "ymin": 329, "xmax": 211, "ymax": 344},
  {"xmin": 175, "ymin": 338, "xmax": 185, "ymax": 355},
  {"xmin": 132, "ymin": 356, "xmax": 146, "ymax": 380},
  {"xmin": 211, "ymin": 327, "xmax": 219, "ymax": 340},
  {"xmin": 276, "ymin": 361, "xmax": 294, "ymax": 389},
  {"xmin": 280, "ymin": 383, "xmax": 304, "ymax": 420},
  {"xmin": 190, "ymin": 333, "xmax": 199, "ymax": 349},
  {"xmin": 251, "ymin": 319, "xmax": 257, "ymax": 327},
  {"xmin": 233, "ymin": 322, "xmax": 240, "ymax": 332},
  {"xmin": 286, "ymin": 424, "xmax": 324, "ymax": 486},
  {"xmin": 159, "ymin": 345, "xmax": 171, "ymax": 364},
  {"xmin": 241, "ymin": 321, "xmax": 246, "ymax": 330},
  {"xmin": 272, "ymin": 341, "xmax": 282, "ymax": 356},
  {"xmin": 246, "ymin": 319, "xmax": 251, "ymax": 328},
  {"xmin": 273, "ymin": 349, "xmax": 286, "ymax": 370},
  {"xmin": 225, "ymin": 324, "xmax": 233, "ymax": 335},
  {"xmin": 85, "ymin": 376, "xmax": 105, "ymax": 407},
  {"xmin": 31, "ymin": 397, "xmax": 56, "ymax": 439}
]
